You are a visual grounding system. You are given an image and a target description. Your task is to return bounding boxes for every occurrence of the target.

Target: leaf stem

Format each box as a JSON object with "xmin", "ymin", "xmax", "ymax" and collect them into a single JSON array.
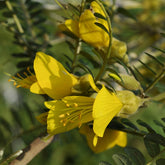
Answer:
[
  {"xmin": 144, "ymin": 67, "xmax": 165, "ymax": 93},
  {"xmin": 146, "ymin": 147, "xmax": 165, "ymax": 165},
  {"xmin": 71, "ymin": 0, "xmax": 86, "ymax": 72},
  {"xmin": 19, "ymin": 0, "xmax": 36, "ymax": 39},
  {"xmin": 5, "ymin": 0, "xmax": 24, "ymax": 34},
  {"xmin": 71, "ymin": 38, "xmax": 82, "ymax": 72},
  {"xmin": 94, "ymin": 0, "xmax": 112, "ymax": 82}
]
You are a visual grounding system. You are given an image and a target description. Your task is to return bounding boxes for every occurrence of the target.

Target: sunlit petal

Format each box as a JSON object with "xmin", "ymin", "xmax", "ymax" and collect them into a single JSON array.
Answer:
[
  {"xmin": 65, "ymin": 19, "xmax": 79, "ymax": 36},
  {"xmin": 93, "ymin": 86, "xmax": 123, "ymax": 137},
  {"xmin": 30, "ymin": 82, "xmax": 45, "ymax": 94},
  {"xmin": 34, "ymin": 52, "xmax": 78, "ymax": 99}
]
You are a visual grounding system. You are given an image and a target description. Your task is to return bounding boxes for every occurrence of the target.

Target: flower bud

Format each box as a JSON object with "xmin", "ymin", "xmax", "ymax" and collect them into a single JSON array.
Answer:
[
  {"xmin": 116, "ymin": 90, "xmax": 144, "ymax": 117},
  {"xmin": 109, "ymin": 73, "xmax": 143, "ymax": 91},
  {"xmin": 110, "ymin": 38, "xmax": 129, "ymax": 64}
]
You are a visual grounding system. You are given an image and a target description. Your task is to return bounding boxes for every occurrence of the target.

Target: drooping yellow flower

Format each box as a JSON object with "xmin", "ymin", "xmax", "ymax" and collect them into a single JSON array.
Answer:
[
  {"xmin": 65, "ymin": 1, "xmax": 110, "ymax": 48},
  {"xmin": 79, "ymin": 124, "xmax": 127, "ymax": 153},
  {"xmin": 10, "ymin": 52, "xmax": 78, "ymax": 99}
]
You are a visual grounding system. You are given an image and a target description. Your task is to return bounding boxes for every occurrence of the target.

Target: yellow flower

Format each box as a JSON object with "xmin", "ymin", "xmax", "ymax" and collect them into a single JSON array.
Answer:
[
  {"xmin": 37, "ymin": 82, "xmax": 123, "ymax": 139},
  {"xmin": 79, "ymin": 124, "xmax": 127, "ymax": 153},
  {"xmin": 65, "ymin": 1, "xmax": 109, "ymax": 48},
  {"xmin": 44, "ymin": 96, "xmax": 94, "ymax": 135},
  {"xmin": 10, "ymin": 52, "xmax": 78, "ymax": 100}
]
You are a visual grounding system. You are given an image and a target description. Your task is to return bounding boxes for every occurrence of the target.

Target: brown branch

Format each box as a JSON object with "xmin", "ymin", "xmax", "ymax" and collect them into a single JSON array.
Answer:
[{"xmin": 9, "ymin": 136, "xmax": 54, "ymax": 165}]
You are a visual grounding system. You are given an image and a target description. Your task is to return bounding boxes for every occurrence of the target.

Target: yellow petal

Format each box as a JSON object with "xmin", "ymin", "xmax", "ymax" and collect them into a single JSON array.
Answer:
[
  {"xmin": 115, "ymin": 131, "xmax": 127, "ymax": 147},
  {"xmin": 88, "ymin": 74, "xmax": 99, "ymax": 92},
  {"xmin": 93, "ymin": 86, "xmax": 123, "ymax": 137},
  {"xmin": 30, "ymin": 82, "xmax": 45, "ymax": 94},
  {"xmin": 79, "ymin": 9, "xmax": 109, "ymax": 48},
  {"xmin": 80, "ymin": 125, "xmax": 127, "ymax": 153},
  {"xmin": 46, "ymin": 100, "xmax": 71, "ymax": 135},
  {"xmin": 65, "ymin": 19, "xmax": 79, "ymax": 37},
  {"xmin": 90, "ymin": 1, "xmax": 105, "ymax": 17},
  {"xmin": 34, "ymin": 52, "xmax": 78, "ymax": 99}
]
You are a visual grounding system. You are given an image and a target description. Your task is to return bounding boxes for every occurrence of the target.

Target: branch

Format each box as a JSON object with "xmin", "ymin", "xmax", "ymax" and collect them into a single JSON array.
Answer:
[{"xmin": 9, "ymin": 136, "xmax": 54, "ymax": 165}]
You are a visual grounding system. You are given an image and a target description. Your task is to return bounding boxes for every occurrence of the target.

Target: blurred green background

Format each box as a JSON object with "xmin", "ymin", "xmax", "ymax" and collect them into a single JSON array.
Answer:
[{"xmin": 0, "ymin": 0, "xmax": 165, "ymax": 164}]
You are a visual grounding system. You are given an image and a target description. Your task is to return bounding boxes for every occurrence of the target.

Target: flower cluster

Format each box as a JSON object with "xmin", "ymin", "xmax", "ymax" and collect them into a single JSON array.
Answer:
[
  {"xmin": 9, "ymin": 1, "xmax": 144, "ymax": 153},
  {"xmin": 10, "ymin": 52, "xmax": 144, "ymax": 152}
]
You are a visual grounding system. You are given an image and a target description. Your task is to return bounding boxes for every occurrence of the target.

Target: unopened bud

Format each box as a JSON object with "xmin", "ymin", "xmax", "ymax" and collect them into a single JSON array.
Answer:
[
  {"xmin": 110, "ymin": 38, "xmax": 129, "ymax": 64},
  {"xmin": 116, "ymin": 90, "xmax": 144, "ymax": 117},
  {"xmin": 109, "ymin": 73, "xmax": 143, "ymax": 91}
]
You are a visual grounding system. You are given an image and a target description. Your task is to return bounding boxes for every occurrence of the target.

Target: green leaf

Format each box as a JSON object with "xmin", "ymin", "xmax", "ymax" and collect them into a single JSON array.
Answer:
[
  {"xmin": 124, "ymin": 147, "xmax": 145, "ymax": 165},
  {"xmin": 156, "ymin": 158, "xmax": 165, "ymax": 165},
  {"xmin": 94, "ymin": 12, "xmax": 106, "ymax": 20},
  {"xmin": 112, "ymin": 153, "xmax": 132, "ymax": 165},
  {"xmin": 95, "ymin": 22, "xmax": 110, "ymax": 35},
  {"xmin": 0, "ymin": 117, "xmax": 11, "ymax": 133},
  {"xmin": 2, "ymin": 11, "xmax": 13, "ymax": 18},
  {"xmin": 121, "ymin": 118, "xmax": 139, "ymax": 131},
  {"xmin": 160, "ymin": 33, "xmax": 165, "ymax": 38},
  {"xmin": 117, "ymin": 7, "xmax": 136, "ymax": 21},
  {"xmin": 137, "ymin": 119, "xmax": 155, "ymax": 133},
  {"xmin": 162, "ymin": 118, "xmax": 165, "ymax": 122},
  {"xmin": 30, "ymin": 9, "xmax": 43, "ymax": 18},
  {"xmin": 68, "ymin": 3, "xmax": 80, "ymax": 15},
  {"xmin": 138, "ymin": 59, "xmax": 156, "ymax": 75},
  {"xmin": 27, "ymin": 2, "xmax": 42, "ymax": 11},
  {"xmin": 17, "ymin": 61, "xmax": 32, "ymax": 68},
  {"xmin": 99, "ymin": 161, "xmax": 112, "ymax": 165},
  {"xmin": 152, "ymin": 46, "xmax": 165, "ymax": 54},
  {"xmin": 76, "ymin": 63, "xmax": 94, "ymax": 77},
  {"xmin": 62, "ymin": 31, "xmax": 78, "ymax": 39},
  {"xmin": 64, "ymin": 54, "xmax": 73, "ymax": 63},
  {"xmin": 0, "ymin": 1, "xmax": 6, "ymax": 9},
  {"xmin": 100, "ymin": 79, "xmax": 116, "ymax": 92},
  {"xmin": 115, "ymin": 58, "xmax": 129, "ymax": 73},
  {"xmin": 154, "ymin": 120, "xmax": 165, "ymax": 129},
  {"xmin": 145, "ymin": 133, "xmax": 165, "ymax": 146},
  {"xmin": 108, "ymin": 118, "xmax": 126, "ymax": 130},
  {"xmin": 145, "ymin": 52, "xmax": 164, "ymax": 67},
  {"xmin": 23, "ymin": 103, "xmax": 36, "ymax": 125},
  {"xmin": 144, "ymin": 137, "xmax": 160, "ymax": 157},
  {"xmin": 128, "ymin": 66, "xmax": 140, "ymax": 84},
  {"xmin": 12, "ymin": 53, "xmax": 29, "ymax": 58},
  {"xmin": 133, "ymin": 66, "xmax": 145, "ymax": 80},
  {"xmin": 80, "ymin": 51, "xmax": 101, "ymax": 68},
  {"xmin": 11, "ymin": 109, "xmax": 23, "ymax": 127}
]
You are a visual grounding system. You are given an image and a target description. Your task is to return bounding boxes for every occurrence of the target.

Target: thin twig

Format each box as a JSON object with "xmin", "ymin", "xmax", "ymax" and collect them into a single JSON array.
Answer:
[
  {"xmin": 71, "ymin": 0, "xmax": 86, "ymax": 72},
  {"xmin": 144, "ymin": 67, "xmax": 165, "ymax": 93},
  {"xmin": 9, "ymin": 136, "xmax": 54, "ymax": 165}
]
